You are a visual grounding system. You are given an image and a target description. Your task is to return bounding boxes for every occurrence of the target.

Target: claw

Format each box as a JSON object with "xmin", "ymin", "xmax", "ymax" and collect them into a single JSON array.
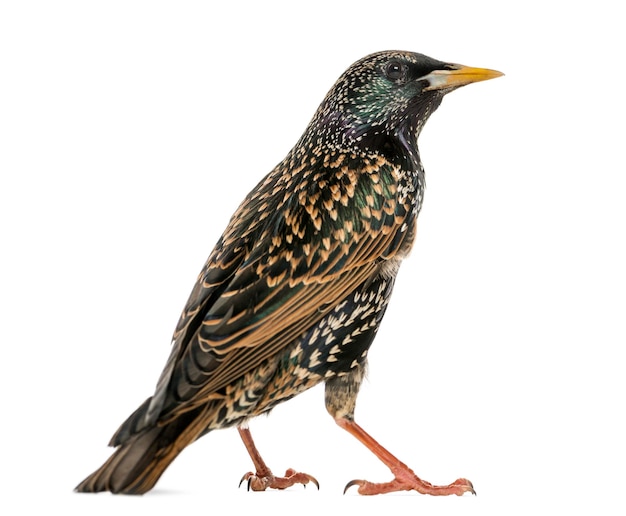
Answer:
[
  {"xmin": 343, "ymin": 479, "xmax": 364, "ymax": 494},
  {"xmin": 305, "ymin": 473, "xmax": 320, "ymax": 490},
  {"xmin": 455, "ymin": 478, "xmax": 476, "ymax": 496},
  {"xmin": 238, "ymin": 472, "xmax": 253, "ymax": 490}
]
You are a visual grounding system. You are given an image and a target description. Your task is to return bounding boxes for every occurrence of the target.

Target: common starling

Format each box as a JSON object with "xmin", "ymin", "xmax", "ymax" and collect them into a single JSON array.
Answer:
[{"xmin": 76, "ymin": 50, "xmax": 502, "ymax": 496}]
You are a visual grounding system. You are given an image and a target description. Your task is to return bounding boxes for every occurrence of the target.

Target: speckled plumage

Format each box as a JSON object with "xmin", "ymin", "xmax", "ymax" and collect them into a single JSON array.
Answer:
[{"xmin": 76, "ymin": 50, "xmax": 502, "ymax": 496}]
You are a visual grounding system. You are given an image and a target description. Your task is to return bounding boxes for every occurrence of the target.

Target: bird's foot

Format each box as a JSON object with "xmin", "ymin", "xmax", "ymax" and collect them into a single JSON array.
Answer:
[
  {"xmin": 344, "ymin": 471, "xmax": 474, "ymax": 496},
  {"xmin": 236, "ymin": 427, "xmax": 318, "ymax": 491},
  {"xmin": 335, "ymin": 418, "xmax": 474, "ymax": 496},
  {"xmin": 239, "ymin": 468, "xmax": 319, "ymax": 491}
]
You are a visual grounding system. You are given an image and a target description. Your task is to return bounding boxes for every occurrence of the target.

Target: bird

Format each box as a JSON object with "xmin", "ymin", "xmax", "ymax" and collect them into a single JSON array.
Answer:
[{"xmin": 76, "ymin": 50, "xmax": 502, "ymax": 496}]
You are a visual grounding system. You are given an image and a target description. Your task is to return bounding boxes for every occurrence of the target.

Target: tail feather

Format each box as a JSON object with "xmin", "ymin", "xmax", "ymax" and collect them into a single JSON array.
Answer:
[
  {"xmin": 108, "ymin": 397, "xmax": 152, "ymax": 447},
  {"xmin": 76, "ymin": 406, "xmax": 206, "ymax": 494}
]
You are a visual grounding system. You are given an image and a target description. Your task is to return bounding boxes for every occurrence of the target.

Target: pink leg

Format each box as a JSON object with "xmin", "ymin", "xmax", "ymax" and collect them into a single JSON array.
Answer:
[{"xmin": 337, "ymin": 418, "xmax": 474, "ymax": 496}]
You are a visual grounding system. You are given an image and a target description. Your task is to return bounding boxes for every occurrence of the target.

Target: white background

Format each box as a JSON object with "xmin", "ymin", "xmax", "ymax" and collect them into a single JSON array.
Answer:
[{"xmin": 1, "ymin": 1, "xmax": 624, "ymax": 515}]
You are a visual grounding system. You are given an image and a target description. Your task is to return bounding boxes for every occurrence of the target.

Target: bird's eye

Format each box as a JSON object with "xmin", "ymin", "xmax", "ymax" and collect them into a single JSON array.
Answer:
[{"xmin": 384, "ymin": 60, "xmax": 405, "ymax": 81}]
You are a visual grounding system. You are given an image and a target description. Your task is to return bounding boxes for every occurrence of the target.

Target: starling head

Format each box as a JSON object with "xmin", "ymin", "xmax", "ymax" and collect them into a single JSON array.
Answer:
[{"xmin": 306, "ymin": 50, "xmax": 502, "ymax": 152}]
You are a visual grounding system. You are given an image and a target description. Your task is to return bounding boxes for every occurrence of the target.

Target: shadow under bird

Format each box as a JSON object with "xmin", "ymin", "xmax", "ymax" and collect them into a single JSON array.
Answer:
[{"xmin": 76, "ymin": 50, "xmax": 502, "ymax": 496}]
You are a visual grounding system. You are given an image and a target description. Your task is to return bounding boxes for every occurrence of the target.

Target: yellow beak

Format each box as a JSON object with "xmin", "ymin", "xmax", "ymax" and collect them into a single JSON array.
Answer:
[{"xmin": 424, "ymin": 65, "xmax": 504, "ymax": 91}]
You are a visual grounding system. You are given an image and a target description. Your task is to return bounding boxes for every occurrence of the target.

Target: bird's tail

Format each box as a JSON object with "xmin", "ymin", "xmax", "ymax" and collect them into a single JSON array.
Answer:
[{"xmin": 76, "ymin": 402, "xmax": 206, "ymax": 494}]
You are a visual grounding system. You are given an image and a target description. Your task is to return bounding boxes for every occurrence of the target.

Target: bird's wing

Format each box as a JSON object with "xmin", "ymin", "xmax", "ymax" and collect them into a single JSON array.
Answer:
[{"xmin": 151, "ymin": 152, "xmax": 415, "ymax": 421}]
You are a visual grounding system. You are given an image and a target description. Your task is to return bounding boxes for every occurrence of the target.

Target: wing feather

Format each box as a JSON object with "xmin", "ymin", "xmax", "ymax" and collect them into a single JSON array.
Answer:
[{"xmin": 150, "ymin": 151, "xmax": 416, "ymax": 422}]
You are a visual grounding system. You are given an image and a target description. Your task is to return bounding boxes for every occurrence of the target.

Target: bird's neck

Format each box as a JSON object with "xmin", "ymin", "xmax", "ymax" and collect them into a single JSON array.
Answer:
[
  {"xmin": 297, "ymin": 115, "xmax": 427, "ymax": 217},
  {"xmin": 393, "ymin": 125, "xmax": 426, "ymax": 219},
  {"xmin": 339, "ymin": 126, "xmax": 427, "ymax": 220}
]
